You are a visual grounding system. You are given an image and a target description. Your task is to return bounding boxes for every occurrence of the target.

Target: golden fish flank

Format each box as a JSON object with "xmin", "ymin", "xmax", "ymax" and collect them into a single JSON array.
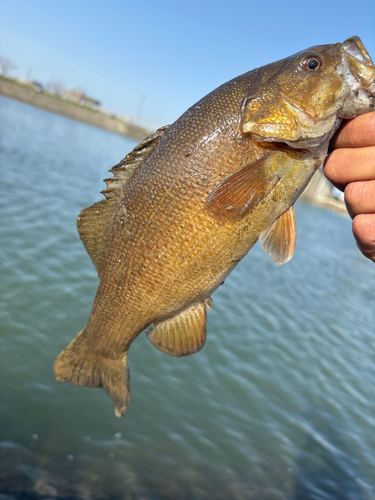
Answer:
[{"xmin": 54, "ymin": 37, "xmax": 375, "ymax": 417}]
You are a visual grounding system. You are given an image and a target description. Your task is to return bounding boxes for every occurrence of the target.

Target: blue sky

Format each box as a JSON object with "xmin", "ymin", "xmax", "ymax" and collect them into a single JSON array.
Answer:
[{"xmin": 1, "ymin": 0, "xmax": 374, "ymax": 126}]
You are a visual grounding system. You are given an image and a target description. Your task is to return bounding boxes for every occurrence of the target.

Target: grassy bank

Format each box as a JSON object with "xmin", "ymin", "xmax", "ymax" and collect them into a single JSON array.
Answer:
[{"xmin": 0, "ymin": 76, "xmax": 151, "ymax": 141}]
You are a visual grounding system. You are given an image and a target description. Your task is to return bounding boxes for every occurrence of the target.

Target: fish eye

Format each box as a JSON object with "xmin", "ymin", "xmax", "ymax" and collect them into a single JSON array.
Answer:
[{"xmin": 301, "ymin": 56, "xmax": 322, "ymax": 71}]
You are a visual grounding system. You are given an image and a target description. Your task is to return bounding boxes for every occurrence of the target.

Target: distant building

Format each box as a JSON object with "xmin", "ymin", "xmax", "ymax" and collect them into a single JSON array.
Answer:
[{"xmin": 61, "ymin": 89, "xmax": 101, "ymax": 110}]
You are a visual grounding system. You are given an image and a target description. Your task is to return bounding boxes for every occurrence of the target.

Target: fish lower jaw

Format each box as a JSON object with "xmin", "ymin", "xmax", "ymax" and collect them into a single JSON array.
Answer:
[
  {"xmin": 284, "ymin": 118, "xmax": 342, "ymax": 152},
  {"xmin": 285, "ymin": 135, "xmax": 330, "ymax": 150},
  {"xmin": 251, "ymin": 113, "xmax": 341, "ymax": 152}
]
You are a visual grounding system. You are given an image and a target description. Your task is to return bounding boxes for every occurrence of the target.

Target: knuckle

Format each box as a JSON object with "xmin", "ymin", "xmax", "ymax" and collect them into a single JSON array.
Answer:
[
  {"xmin": 352, "ymin": 214, "xmax": 375, "ymax": 256},
  {"xmin": 352, "ymin": 215, "xmax": 367, "ymax": 240},
  {"xmin": 324, "ymin": 150, "xmax": 343, "ymax": 184},
  {"xmin": 344, "ymin": 181, "xmax": 364, "ymax": 207}
]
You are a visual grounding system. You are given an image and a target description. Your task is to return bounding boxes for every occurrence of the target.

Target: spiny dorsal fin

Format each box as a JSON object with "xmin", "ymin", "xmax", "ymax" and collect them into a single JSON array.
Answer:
[
  {"xmin": 206, "ymin": 154, "xmax": 279, "ymax": 222},
  {"xmin": 101, "ymin": 124, "xmax": 170, "ymax": 199},
  {"xmin": 77, "ymin": 197, "xmax": 118, "ymax": 271},
  {"xmin": 259, "ymin": 205, "xmax": 297, "ymax": 266},
  {"xmin": 77, "ymin": 125, "xmax": 171, "ymax": 271},
  {"xmin": 146, "ymin": 298, "xmax": 212, "ymax": 357}
]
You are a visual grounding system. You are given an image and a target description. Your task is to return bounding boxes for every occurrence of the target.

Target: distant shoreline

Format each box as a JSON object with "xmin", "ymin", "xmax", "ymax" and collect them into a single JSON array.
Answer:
[{"xmin": 0, "ymin": 76, "xmax": 151, "ymax": 142}]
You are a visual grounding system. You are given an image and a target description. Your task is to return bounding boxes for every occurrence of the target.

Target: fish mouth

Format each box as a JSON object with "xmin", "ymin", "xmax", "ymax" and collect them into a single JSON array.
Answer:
[
  {"xmin": 343, "ymin": 36, "xmax": 374, "ymax": 67},
  {"xmin": 342, "ymin": 36, "xmax": 375, "ymax": 91},
  {"xmin": 278, "ymin": 95, "xmax": 341, "ymax": 151},
  {"xmin": 287, "ymin": 37, "xmax": 375, "ymax": 149},
  {"xmin": 284, "ymin": 121, "xmax": 341, "ymax": 150}
]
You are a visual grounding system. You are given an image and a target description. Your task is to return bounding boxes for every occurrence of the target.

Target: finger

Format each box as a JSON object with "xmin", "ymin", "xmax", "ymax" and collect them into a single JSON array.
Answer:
[
  {"xmin": 323, "ymin": 146, "xmax": 375, "ymax": 191},
  {"xmin": 352, "ymin": 213, "xmax": 375, "ymax": 262},
  {"xmin": 330, "ymin": 111, "xmax": 375, "ymax": 150},
  {"xmin": 345, "ymin": 180, "xmax": 375, "ymax": 219}
]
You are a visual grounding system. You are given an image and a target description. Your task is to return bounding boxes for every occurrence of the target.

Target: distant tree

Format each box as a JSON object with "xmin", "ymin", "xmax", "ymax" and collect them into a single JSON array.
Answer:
[
  {"xmin": 46, "ymin": 79, "xmax": 64, "ymax": 95},
  {"xmin": 0, "ymin": 57, "xmax": 17, "ymax": 76}
]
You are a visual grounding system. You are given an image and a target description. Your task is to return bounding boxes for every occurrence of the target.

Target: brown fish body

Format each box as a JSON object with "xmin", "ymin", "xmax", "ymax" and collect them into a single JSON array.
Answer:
[
  {"xmin": 84, "ymin": 81, "xmax": 317, "ymax": 352},
  {"xmin": 54, "ymin": 37, "xmax": 375, "ymax": 416}
]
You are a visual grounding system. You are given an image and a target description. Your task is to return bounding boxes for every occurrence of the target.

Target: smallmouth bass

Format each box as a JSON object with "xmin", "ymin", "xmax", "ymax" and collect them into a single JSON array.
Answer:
[{"xmin": 54, "ymin": 36, "xmax": 375, "ymax": 417}]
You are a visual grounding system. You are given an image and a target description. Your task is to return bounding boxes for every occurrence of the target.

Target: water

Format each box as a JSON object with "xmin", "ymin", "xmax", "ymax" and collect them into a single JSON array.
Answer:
[{"xmin": 1, "ymin": 95, "xmax": 375, "ymax": 500}]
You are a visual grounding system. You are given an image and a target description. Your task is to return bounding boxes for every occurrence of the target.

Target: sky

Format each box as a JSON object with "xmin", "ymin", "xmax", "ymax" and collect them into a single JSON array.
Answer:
[{"xmin": 1, "ymin": 0, "xmax": 374, "ymax": 127}]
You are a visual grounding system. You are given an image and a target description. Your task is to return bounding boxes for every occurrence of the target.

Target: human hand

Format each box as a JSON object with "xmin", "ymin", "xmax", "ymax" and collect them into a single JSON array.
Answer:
[{"xmin": 324, "ymin": 112, "xmax": 375, "ymax": 262}]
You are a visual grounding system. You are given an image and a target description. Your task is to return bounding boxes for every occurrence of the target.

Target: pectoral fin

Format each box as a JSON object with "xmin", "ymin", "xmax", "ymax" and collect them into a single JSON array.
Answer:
[
  {"xmin": 206, "ymin": 154, "xmax": 279, "ymax": 221},
  {"xmin": 259, "ymin": 206, "xmax": 297, "ymax": 266},
  {"xmin": 146, "ymin": 298, "xmax": 212, "ymax": 356}
]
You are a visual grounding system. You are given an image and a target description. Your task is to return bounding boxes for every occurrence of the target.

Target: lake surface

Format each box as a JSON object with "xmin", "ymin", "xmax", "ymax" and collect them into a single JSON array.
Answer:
[{"xmin": 1, "ymin": 95, "xmax": 375, "ymax": 500}]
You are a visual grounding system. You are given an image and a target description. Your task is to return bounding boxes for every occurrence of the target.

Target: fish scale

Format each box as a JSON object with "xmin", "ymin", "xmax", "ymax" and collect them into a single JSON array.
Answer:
[{"xmin": 54, "ymin": 36, "xmax": 375, "ymax": 417}]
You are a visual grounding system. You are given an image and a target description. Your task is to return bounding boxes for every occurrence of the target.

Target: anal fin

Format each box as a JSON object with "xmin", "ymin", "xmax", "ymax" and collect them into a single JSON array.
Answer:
[
  {"xmin": 259, "ymin": 205, "xmax": 297, "ymax": 266},
  {"xmin": 146, "ymin": 298, "xmax": 212, "ymax": 356}
]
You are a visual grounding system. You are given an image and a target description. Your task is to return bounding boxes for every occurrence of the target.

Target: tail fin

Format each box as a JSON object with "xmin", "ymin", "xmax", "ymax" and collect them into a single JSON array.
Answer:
[{"xmin": 53, "ymin": 329, "xmax": 130, "ymax": 417}]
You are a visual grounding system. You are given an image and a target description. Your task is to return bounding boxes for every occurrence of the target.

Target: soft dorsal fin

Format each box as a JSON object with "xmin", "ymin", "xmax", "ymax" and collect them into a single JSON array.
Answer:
[
  {"xmin": 77, "ymin": 125, "xmax": 170, "ymax": 271},
  {"xmin": 146, "ymin": 298, "xmax": 212, "ymax": 357},
  {"xmin": 206, "ymin": 154, "xmax": 279, "ymax": 222},
  {"xmin": 259, "ymin": 205, "xmax": 297, "ymax": 266},
  {"xmin": 77, "ymin": 198, "xmax": 118, "ymax": 271}
]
